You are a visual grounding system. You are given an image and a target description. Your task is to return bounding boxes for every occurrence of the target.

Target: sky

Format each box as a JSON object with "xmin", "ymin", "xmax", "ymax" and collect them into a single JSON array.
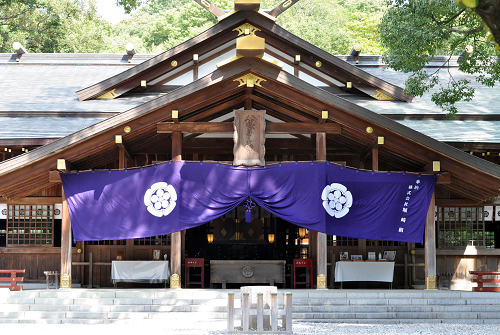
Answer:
[{"xmin": 96, "ymin": 0, "xmax": 131, "ymax": 24}]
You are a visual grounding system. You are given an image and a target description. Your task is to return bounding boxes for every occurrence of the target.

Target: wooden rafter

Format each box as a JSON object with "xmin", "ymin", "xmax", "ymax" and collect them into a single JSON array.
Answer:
[
  {"xmin": 268, "ymin": 0, "xmax": 302, "ymax": 17},
  {"xmin": 157, "ymin": 121, "xmax": 341, "ymax": 134},
  {"xmin": 77, "ymin": 11, "xmax": 410, "ymax": 104},
  {"xmin": 1, "ymin": 57, "xmax": 499, "ymax": 202},
  {"xmin": 193, "ymin": 0, "xmax": 225, "ymax": 18}
]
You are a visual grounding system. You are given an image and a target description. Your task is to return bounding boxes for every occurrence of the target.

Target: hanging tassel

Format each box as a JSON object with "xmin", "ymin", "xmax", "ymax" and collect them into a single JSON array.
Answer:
[{"xmin": 244, "ymin": 198, "xmax": 256, "ymax": 223}]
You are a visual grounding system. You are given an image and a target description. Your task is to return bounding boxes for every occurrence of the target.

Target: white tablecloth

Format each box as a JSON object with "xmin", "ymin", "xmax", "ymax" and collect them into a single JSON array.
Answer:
[
  {"xmin": 111, "ymin": 261, "xmax": 170, "ymax": 283},
  {"xmin": 334, "ymin": 261, "xmax": 395, "ymax": 282}
]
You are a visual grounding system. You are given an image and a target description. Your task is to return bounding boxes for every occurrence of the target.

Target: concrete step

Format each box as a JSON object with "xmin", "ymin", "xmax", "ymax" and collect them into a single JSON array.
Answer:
[
  {"xmin": 298, "ymin": 318, "xmax": 500, "ymax": 325},
  {"xmin": 1, "ymin": 289, "xmax": 500, "ymax": 324}
]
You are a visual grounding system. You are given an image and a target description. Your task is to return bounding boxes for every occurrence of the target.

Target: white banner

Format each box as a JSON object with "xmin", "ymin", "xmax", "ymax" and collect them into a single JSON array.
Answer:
[
  {"xmin": 496, "ymin": 206, "xmax": 500, "ymax": 221},
  {"xmin": 0, "ymin": 203, "xmax": 6, "ymax": 219},
  {"xmin": 484, "ymin": 206, "xmax": 493, "ymax": 222},
  {"xmin": 54, "ymin": 203, "xmax": 62, "ymax": 219}
]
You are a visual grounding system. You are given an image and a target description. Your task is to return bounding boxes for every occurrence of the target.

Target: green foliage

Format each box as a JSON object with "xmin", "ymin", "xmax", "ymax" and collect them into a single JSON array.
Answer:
[
  {"xmin": 103, "ymin": 1, "xmax": 232, "ymax": 53},
  {"xmin": 272, "ymin": 0, "xmax": 387, "ymax": 55},
  {"xmin": 0, "ymin": 0, "xmax": 108, "ymax": 53},
  {"xmin": 106, "ymin": 0, "xmax": 387, "ymax": 55},
  {"xmin": 379, "ymin": 0, "xmax": 499, "ymax": 117}
]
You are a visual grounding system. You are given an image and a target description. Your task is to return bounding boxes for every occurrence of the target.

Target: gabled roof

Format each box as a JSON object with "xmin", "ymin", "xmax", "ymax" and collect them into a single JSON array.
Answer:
[
  {"xmin": 0, "ymin": 57, "xmax": 499, "ymax": 202},
  {"xmin": 76, "ymin": 11, "xmax": 411, "ymax": 102}
]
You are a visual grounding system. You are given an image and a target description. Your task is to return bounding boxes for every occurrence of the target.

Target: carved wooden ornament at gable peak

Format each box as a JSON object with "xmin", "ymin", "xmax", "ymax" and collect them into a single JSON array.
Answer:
[{"xmin": 233, "ymin": 110, "xmax": 266, "ymax": 166}]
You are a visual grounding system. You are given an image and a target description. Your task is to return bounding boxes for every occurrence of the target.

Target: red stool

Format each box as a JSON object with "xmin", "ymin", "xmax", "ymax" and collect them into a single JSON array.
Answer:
[
  {"xmin": 185, "ymin": 258, "xmax": 204, "ymax": 288},
  {"xmin": 293, "ymin": 258, "xmax": 313, "ymax": 289}
]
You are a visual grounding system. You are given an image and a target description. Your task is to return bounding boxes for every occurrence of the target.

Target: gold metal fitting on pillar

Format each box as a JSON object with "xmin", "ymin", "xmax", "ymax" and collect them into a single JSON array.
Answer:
[
  {"xmin": 426, "ymin": 274, "xmax": 437, "ymax": 290},
  {"xmin": 60, "ymin": 274, "xmax": 71, "ymax": 289},
  {"xmin": 170, "ymin": 273, "xmax": 181, "ymax": 288},
  {"xmin": 317, "ymin": 274, "xmax": 327, "ymax": 289}
]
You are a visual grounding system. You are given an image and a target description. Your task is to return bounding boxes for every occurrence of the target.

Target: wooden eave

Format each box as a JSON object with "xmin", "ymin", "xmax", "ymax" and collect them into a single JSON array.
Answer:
[
  {"xmin": 0, "ymin": 57, "xmax": 498, "ymax": 202},
  {"xmin": 77, "ymin": 10, "xmax": 410, "ymax": 103},
  {"xmin": 76, "ymin": 11, "xmax": 247, "ymax": 101}
]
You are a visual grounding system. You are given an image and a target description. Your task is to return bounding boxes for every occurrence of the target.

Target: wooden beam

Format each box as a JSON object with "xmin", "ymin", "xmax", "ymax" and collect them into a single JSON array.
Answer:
[
  {"xmin": 360, "ymin": 139, "xmax": 382, "ymax": 162},
  {"xmin": 117, "ymin": 143, "xmax": 132, "ymax": 160},
  {"xmin": 268, "ymin": 0, "xmax": 301, "ymax": 17},
  {"xmin": 234, "ymin": 0, "xmax": 261, "ymax": 11},
  {"xmin": 49, "ymin": 170, "xmax": 61, "ymax": 183},
  {"xmin": 0, "ymin": 196, "xmax": 62, "ymax": 204},
  {"xmin": 251, "ymin": 95, "xmax": 314, "ymax": 123},
  {"xmin": 436, "ymin": 172, "xmax": 451, "ymax": 184},
  {"xmin": 435, "ymin": 198, "xmax": 484, "ymax": 206},
  {"xmin": 193, "ymin": 0, "xmax": 226, "ymax": 17},
  {"xmin": 157, "ymin": 122, "xmax": 341, "ymax": 134},
  {"xmin": 268, "ymin": 123, "xmax": 341, "ymax": 134},
  {"xmin": 193, "ymin": 54, "xmax": 199, "ymax": 81},
  {"xmin": 265, "ymin": 48, "xmax": 342, "ymax": 88},
  {"xmin": 115, "ymin": 135, "xmax": 132, "ymax": 165},
  {"xmin": 80, "ymin": 26, "xmax": 239, "ymax": 100},
  {"xmin": 172, "ymin": 132, "xmax": 182, "ymax": 161},
  {"xmin": 319, "ymin": 110, "xmax": 328, "ymax": 124},
  {"xmin": 372, "ymin": 147, "xmax": 379, "ymax": 171},
  {"xmin": 245, "ymin": 86, "xmax": 253, "ymax": 110},
  {"xmin": 316, "ymin": 132, "xmax": 326, "ymax": 161},
  {"xmin": 57, "ymin": 159, "xmax": 72, "ymax": 172},
  {"xmin": 154, "ymin": 44, "xmax": 235, "ymax": 86}
]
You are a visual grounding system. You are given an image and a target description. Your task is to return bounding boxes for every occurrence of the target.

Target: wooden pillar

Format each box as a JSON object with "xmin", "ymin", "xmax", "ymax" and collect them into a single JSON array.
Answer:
[
  {"xmin": 118, "ymin": 146, "xmax": 134, "ymax": 260},
  {"xmin": 118, "ymin": 147, "xmax": 125, "ymax": 170},
  {"xmin": 424, "ymin": 191, "xmax": 436, "ymax": 289},
  {"xmin": 245, "ymin": 86, "xmax": 252, "ymax": 110},
  {"xmin": 314, "ymin": 132, "xmax": 327, "ymax": 289},
  {"xmin": 193, "ymin": 54, "xmax": 199, "ymax": 81},
  {"xmin": 61, "ymin": 188, "xmax": 72, "ymax": 288},
  {"xmin": 171, "ymin": 131, "xmax": 182, "ymax": 288},
  {"xmin": 372, "ymin": 147, "xmax": 378, "ymax": 171}
]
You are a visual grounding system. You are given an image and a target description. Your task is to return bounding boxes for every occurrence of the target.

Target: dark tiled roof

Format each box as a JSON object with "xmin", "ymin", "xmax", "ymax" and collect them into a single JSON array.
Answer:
[{"xmin": 0, "ymin": 53, "xmax": 499, "ymax": 143}]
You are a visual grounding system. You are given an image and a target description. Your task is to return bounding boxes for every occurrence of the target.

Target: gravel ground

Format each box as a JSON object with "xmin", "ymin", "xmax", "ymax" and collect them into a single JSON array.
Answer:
[{"xmin": 3, "ymin": 321, "xmax": 500, "ymax": 335}]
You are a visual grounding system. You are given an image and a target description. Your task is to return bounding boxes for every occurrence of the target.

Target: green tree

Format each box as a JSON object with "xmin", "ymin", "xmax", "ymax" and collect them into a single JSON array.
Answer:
[
  {"xmin": 0, "ymin": 0, "xmax": 108, "ymax": 53},
  {"xmin": 379, "ymin": 0, "xmax": 500, "ymax": 117},
  {"xmin": 108, "ymin": 0, "xmax": 387, "ymax": 55},
  {"xmin": 103, "ymin": 1, "xmax": 230, "ymax": 53}
]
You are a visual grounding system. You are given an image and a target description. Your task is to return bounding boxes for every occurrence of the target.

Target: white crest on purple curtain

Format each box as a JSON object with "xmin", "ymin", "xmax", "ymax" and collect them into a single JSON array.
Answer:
[
  {"xmin": 144, "ymin": 182, "xmax": 177, "ymax": 217},
  {"xmin": 322, "ymin": 183, "xmax": 353, "ymax": 218}
]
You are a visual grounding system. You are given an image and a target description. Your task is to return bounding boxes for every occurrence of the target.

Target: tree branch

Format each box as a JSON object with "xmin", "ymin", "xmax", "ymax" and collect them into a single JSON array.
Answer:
[
  {"xmin": 0, "ymin": 8, "xmax": 32, "ymax": 21},
  {"xmin": 430, "ymin": 8, "xmax": 466, "ymax": 25},
  {"xmin": 440, "ymin": 26, "xmax": 484, "ymax": 34}
]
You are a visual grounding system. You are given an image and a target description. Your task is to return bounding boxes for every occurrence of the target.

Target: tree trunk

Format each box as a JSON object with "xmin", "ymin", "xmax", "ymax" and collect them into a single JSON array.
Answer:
[{"xmin": 477, "ymin": 0, "xmax": 500, "ymax": 45}]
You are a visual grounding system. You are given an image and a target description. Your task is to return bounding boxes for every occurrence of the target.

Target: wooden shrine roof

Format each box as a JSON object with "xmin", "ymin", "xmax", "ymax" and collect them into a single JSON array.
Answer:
[
  {"xmin": 0, "ymin": 57, "xmax": 499, "ymax": 202},
  {"xmin": 76, "ymin": 11, "xmax": 411, "ymax": 102},
  {"xmin": 1, "ymin": 53, "xmax": 500, "ymax": 146}
]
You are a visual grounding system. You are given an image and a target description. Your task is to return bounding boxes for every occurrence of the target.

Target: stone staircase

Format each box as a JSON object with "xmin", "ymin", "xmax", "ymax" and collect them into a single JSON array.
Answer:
[
  {"xmin": 292, "ymin": 290, "xmax": 500, "ymax": 324},
  {"xmin": 0, "ymin": 289, "xmax": 499, "ymax": 324}
]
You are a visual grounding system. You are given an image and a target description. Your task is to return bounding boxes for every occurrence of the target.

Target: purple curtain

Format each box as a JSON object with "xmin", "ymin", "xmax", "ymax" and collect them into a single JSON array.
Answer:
[{"xmin": 60, "ymin": 162, "xmax": 435, "ymax": 243}]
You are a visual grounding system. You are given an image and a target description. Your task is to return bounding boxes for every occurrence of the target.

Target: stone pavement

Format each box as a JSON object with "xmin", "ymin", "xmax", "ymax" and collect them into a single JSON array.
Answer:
[{"xmin": 2, "ymin": 320, "xmax": 500, "ymax": 335}]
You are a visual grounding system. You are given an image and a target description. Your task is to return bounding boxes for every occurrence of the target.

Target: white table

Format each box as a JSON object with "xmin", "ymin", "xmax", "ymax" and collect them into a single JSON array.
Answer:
[
  {"xmin": 335, "ymin": 261, "xmax": 395, "ymax": 288},
  {"xmin": 111, "ymin": 261, "xmax": 170, "ymax": 287}
]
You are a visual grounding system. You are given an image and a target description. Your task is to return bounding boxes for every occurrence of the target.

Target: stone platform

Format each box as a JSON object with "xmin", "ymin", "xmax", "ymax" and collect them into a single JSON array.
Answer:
[{"xmin": 0, "ymin": 288, "xmax": 499, "ymax": 324}]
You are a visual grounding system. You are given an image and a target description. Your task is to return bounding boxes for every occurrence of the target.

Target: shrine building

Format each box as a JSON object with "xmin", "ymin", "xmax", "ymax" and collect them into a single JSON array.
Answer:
[{"xmin": 0, "ymin": 0, "xmax": 500, "ymax": 291}]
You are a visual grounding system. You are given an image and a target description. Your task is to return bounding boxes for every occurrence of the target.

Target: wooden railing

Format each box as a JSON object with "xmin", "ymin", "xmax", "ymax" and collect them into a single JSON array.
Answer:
[
  {"xmin": 0, "ymin": 269, "xmax": 25, "ymax": 291},
  {"xmin": 470, "ymin": 271, "xmax": 500, "ymax": 292},
  {"xmin": 227, "ymin": 292, "xmax": 292, "ymax": 334}
]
